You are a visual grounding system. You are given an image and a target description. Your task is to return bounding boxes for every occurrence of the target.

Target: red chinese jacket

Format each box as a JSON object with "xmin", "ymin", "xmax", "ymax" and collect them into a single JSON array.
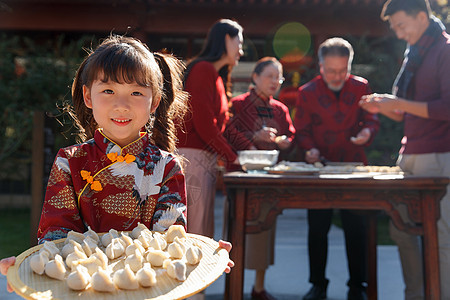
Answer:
[
  {"xmin": 38, "ymin": 129, "xmax": 187, "ymax": 243},
  {"xmin": 294, "ymin": 75, "xmax": 380, "ymax": 164}
]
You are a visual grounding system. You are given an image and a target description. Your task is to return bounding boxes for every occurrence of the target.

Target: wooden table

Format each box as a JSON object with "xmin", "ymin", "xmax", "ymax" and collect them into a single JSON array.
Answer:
[{"xmin": 223, "ymin": 171, "xmax": 449, "ymax": 300}]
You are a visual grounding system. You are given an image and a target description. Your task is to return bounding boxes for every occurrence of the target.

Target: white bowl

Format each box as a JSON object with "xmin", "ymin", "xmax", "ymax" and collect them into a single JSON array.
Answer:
[{"xmin": 237, "ymin": 150, "xmax": 279, "ymax": 171}]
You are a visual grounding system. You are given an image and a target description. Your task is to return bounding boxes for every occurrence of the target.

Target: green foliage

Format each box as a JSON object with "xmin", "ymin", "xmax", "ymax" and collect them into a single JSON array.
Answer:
[
  {"xmin": 0, "ymin": 208, "xmax": 31, "ymax": 256},
  {"xmin": 0, "ymin": 34, "xmax": 90, "ymax": 177}
]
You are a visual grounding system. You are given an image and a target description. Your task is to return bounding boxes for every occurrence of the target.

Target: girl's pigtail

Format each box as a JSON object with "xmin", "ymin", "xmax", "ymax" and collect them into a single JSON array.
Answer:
[{"xmin": 153, "ymin": 53, "xmax": 188, "ymax": 153}]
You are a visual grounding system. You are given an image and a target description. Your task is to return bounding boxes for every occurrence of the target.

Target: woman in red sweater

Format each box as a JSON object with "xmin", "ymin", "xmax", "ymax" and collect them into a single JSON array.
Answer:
[{"xmin": 176, "ymin": 19, "xmax": 243, "ymax": 241}]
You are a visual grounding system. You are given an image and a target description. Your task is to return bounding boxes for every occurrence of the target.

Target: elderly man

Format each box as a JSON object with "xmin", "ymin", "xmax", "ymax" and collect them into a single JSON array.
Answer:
[
  {"xmin": 294, "ymin": 37, "xmax": 379, "ymax": 300},
  {"xmin": 360, "ymin": 0, "xmax": 450, "ymax": 299}
]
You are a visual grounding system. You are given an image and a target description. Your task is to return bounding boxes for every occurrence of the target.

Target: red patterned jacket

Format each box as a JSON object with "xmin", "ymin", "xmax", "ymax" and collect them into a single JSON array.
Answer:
[
  {"xmin": 294, "ymin": 75, "xmax": 379, "ymax": 164},
  {"xmin": 38, "ymin": 129, "xmax": 187, "ymax": 243}
]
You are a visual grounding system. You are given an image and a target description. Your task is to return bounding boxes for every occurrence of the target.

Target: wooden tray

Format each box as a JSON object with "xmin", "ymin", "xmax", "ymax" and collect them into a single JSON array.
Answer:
[
  {"xmin": 265, "ymin": 169, "xmax": 319, "ymax": 176},
  {"xmin": 7, "ymin": 233, "xmax": 229, "ymax": 300}
]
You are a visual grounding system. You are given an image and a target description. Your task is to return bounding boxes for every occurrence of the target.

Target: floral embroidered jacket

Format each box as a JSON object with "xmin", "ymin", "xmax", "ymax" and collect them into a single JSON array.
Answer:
[{"xmin": 38, "ymin": 129, "xmax": 187, "ymax": 243}]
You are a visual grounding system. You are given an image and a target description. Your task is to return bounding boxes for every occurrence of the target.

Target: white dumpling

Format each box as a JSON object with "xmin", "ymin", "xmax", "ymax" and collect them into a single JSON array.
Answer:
[
  {"xmin": 167, "ymin": 237, "xmax": 186, "ymax": 259},
  {"xmin": 105, "ymin": 237, "xmax": 125, "ymax": 260},
  {"xmin": 146, "ymin": 249, "xmax": 170, "ymax": 267},
  {"xmin": 66, "ymin": 231, "xmax": 85, "ymax": 245},
  {"xmin": 82, "ymin": 236, "xmax": 98, "ymax": 257},
  {"xmin": 136, "ymin": 263, "xmax": 157, "ymax": 287},
  {"xmin": 119, "ymin": 232, "xmax": 133, "ymax": 248},
  {"xmin": 131, "ymin": 222, "xmax": 150, "ymax": 239},
  {"xmin": 165, "ymin": 259, "xmax": 187, "ymax": 281},
  {"xmin": 72, "ymin": 256, "xmax": 100, "ymax": 276},
  {"xmin": 113, "ymin": 264, "xmax": 139, "ymax": 290},
  {"xmin": 66, "ymin": 264, "xmax": 90, "ymax": 291},
  {"xmin": 186, "ymin": 245, "xmax": 203, "ymax": 265},
  {"xmin": 137, "ymin": 230, "xmax": 153, "ymax": 249},
  {"xmin": 165, "ymin": 224, "xmax": 187, "ymax": 243},
  {"xmin": 125, "ymin": 240, "xmax": 145, "ymax": 257},
  {"xmin": 125, "ymin": 252, "xmax": 143, "ymax": 273},
  {"xmin": 61, "ymin": 239, "xmax": 83, "ymax": 259},
  {"xmin": 83, "ymin": 226, "xmax": 100, "ymax": 244},
  {"xmin": 91, "ymin": 268, "xmax": 115, "ymax": 293},
  {"xmin": 30, "ymin": 250, "xmax": 49, "ymax": 275},
  {"xmin": 39, "ymin": 241, "xmax": 60, "ymax": 259},
  {"xmin": 91, "ymin": 247, "xmax": 109, "ymax": 270},
  {"xmin": 45, "ymin": 254, "xmax": 66, "ymax": 281},
  {"xmin": 149, "ymin": 232, "xmax": 167, "ymax": 251},
  {"xmin": 65, "ymin": 246, "xmax": 87, "ymax": 269},
  {"xmin": 101, "ymin": 228, "xmax": 119, "ymax": 247}
]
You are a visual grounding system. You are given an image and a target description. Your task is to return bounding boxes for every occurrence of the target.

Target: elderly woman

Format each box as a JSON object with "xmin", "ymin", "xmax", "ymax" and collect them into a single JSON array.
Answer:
[{"xmin": 225, "ymin": 57, "xmax": 295, "ymax": 300}]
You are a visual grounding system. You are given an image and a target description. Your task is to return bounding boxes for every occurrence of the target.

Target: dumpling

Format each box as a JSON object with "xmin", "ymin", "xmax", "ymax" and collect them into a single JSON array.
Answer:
[
  {"xmin": 101, "ymin": 228, "xmax": 119, "ymax": 247},
  {"xmin": 165, "ymin": 259, "xmax": 187, "ymax": 281},
  {"xmin": 105, "ymin": 237, "xmax": 125, "ymax": 260},
  {"xmin": 82, "ymin": 236, "xmax": 98, "ymax": 257},
  {"xmin": 61, "ymin": 240, "xmax": 83, "ymax": 259},
  {"xmin": 186, "ymin": 245, "xmax": 203, "ymax": 265},
  {"xmin": 44, "ymin": 254, "xmax": 66, "ymax": 281},
  {"xmin": 136, "ymin": 263, "xmax": 157, "ymax": 287},
  {"xmin": 119, "ymin": 232, "xmax": 133, "ymax": 248},
  {"xmin": 91, "ymin": 247, "xmax": 108, "ymax": 270},
  {"xmin": 66, "ymin": 231, "xmax": 85, "ymax": 245},
  {"xmin": 146, "ymin": 249, "xmax": 169, "ymax": 267},
  {"xmin": 66, "ymin": 264, "xmax": 90, "ymax": 291},
  {"xmin": 65, "ymin": 246, "xmax": 87, "ymax": 269},
  {"xmin": 125, "ymin": 252, "xmax": 143, "ymax": 273},
  {"xmin": 83, "ymin": 226, "xmax": 100, "ymax": 244},
  {"xmin": 91, "ymin": 268, "xmax": 115, "ymax": 292},
  {"xmin": 167, "ymin": 237, "xmax": 186, "ymax": 259},
  {"xmin": 125, "ymin": 240, "xmax": 145, "ymax": 257},
  {"xmin": 39, "ymin": 241, "xmax": 60, "ymax": 259},
  {"xmin": 30, "ymin": 250, "xmax": 49, "ymax": 275},
  {"xmin": 131, "ymin": 222, "xmax": 150, "ymax": 239},
  {"xmin": 148, "ymin": 232, "xmax": 167, "ymax": 251},
  {"xmin": 137, "ymin": 230, "xmax": 153, "ymax": 249},
  {"xmin": 72, "ymin": 256, "xmax": 101, "ymax": 275},
  {"xmin": 165, "ymin": 224, "xmax": 187, "ymax": 243},
  {"xmin": 113, "ymin": 264, "xmax": 139, "ymax": 290}
]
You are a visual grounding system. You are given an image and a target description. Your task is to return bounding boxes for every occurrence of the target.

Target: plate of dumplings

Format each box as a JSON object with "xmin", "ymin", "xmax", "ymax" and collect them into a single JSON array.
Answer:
[{"xmin": 7, "ymin": 224, "xmax": 230, "ymax": 299}]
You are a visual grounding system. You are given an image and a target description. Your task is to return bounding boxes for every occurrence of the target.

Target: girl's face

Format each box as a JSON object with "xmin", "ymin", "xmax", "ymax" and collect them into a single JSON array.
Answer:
[
  {"xmin": 225, "ymin": 33, "xmax": 244, "ymax": 67},
  {"xmin": 252, "ymin": 64, "xmax": 283, "ymax": 97},
  {"xmin": 83, "ymin": 78, "xmax": 159, "ymax": 147}
]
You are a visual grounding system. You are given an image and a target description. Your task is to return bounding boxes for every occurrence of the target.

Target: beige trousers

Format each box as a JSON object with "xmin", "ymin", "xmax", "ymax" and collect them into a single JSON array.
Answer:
[
  {"xmin": 178, "ymin": 148, "xmax": 217, "ymax": 238},
  {"xmin": 390, "ymin": 152, "xmax": 450, "ymax": 300}
]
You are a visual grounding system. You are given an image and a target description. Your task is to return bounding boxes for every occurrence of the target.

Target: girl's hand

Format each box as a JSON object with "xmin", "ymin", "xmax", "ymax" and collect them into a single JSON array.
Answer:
[
  {"xmin": 0, "ymin": 256, "xmax": 16, "ymax": 293},
  {"xmin": 218, "ymin": 240, "xmax": 235, "ymax": 273}
]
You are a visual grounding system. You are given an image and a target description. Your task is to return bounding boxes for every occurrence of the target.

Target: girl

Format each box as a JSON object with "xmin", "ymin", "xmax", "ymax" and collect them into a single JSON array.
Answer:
[
  {"xmin": 225, "ymin": 57, "xmax": 295, "ymax": 300},
  {"xmin": 176, "ymin": 19, "xmax": 243, "ymax": 238},
  {"xmin": 1, "ymin": 35, "xmax": 233, "ymax": 292},
  {"xmin": 38, "ymin": 35, "xmax": 189, "ymax": 242}
]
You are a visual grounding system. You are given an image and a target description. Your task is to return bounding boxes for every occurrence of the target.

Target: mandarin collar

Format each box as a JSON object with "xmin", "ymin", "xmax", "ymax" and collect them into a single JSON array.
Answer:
[
  {"xmin": 94, "ymin": 129, "xmax": 149, "ymax": 156},
  {"xmin": 250, "ymin": 88, "xmax": 273, "ymax": 103}
]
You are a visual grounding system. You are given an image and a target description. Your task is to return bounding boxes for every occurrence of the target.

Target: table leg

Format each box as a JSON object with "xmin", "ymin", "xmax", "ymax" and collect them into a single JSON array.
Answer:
[
  {"xmin": 225, "ymin": 188, "xmax": 246, "ymax": 300},
  {"xmin": 421, "ymin": 193, "xmax": 441, "ymax": 300},
  {"xmin": 367, "ymin": 212, "xmax": 378, "ymax": 300}
]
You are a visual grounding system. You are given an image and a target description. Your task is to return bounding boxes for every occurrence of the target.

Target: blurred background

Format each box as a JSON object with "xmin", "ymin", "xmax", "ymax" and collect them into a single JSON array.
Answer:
[{"xmin": 0, "ymin": 0, "xmax": 448, "ymax": 257}]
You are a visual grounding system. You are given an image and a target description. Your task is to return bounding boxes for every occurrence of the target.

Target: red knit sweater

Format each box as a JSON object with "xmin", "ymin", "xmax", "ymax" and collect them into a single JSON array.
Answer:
[{"xmin": 176, "ymin": 61, "xmax": 237, "ymax": 162}]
